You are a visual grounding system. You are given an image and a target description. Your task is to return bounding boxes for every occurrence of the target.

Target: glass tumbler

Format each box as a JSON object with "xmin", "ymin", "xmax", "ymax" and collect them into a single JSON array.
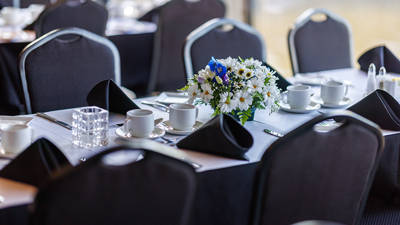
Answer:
[{"xmin": 72, "ymin": 106, "xmax": 108, "ymax": 149}]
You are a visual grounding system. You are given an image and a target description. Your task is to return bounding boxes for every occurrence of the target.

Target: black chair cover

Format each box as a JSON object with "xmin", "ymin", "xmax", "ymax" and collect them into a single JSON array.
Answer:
[
  {"xmin": 108, "ymin": 33, "xmax": 154, "ymax": 97},
  {"xmin": 288, "ymin": 12, "xmax": 352, "ymax": 74},
  {"xmin": 33, "ymin": 0, "xmax": 108, "ymax": 36},
  {"xmin": 189, "ymin": 22, "xmax": 264, "ymax": 75},
  {"xmin": 177, "ymin": 114, "xmax": 253, "ymax": 160},
  {"xmin": 358, "ymin": 45, "xmax": 400, "ymax": 74},
  {"xmin": 0, "ymin": 138, "xmax": 71, "ymax": 188},
  {"xmin": 22, "ymin": 31, "xmax": 116, "ymax": 113},
  {"xmin": 31, "ymin": 146, "xmax": 196, "ymax": 225},
  {"xmin": 87, "ymin": 79, "xmax": 139, "ymax": 114},
  {"xmin": 291, "ymin": 221, "xmax": 347, "ymax": 225},
  {"xmin": 138, "ymin": 4, "xmax": 162, "ymax": 23},
  {"xmin": 251, "ymin": 111, "xmax": 383, "ymax": 225},
  {"xmin": 348, "ymin": 90, "xmax": 400, "ymax": 131},
  {"xmin": 1, "ymin": 0, "xmax": 52, "ymax": 8},
  {"xmin": 148, "ymin": 0, "xmax": 225, "ymax": 92}
]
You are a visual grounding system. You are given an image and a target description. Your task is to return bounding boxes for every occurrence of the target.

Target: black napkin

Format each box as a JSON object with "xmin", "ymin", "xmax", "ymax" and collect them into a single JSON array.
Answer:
[
  {"xmin": 87, "ymin": 79, "xmax": 139, "ymax": 114},
  {"xmin": 347, "ymin": 90, "xmax": 400, "ymax": 130},
  {"xmin": 358, "ymin": 45, "xmax": 400, "ymax": 73},
  {"xmin": 0, "ymin": 138, "xmax": 71, "ymax": 187},
  {"xmin": 177, "ymin": 114, "xmax": 253, "ymax": 160},
  {"xmin": 263, "ymin": 62, "xmax": 292, "ymax": 91}
]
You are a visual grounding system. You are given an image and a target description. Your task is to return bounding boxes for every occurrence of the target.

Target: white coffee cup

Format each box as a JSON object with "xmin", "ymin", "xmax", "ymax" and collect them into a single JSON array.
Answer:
[
  {"xmin": 287, "ymin": 85, "xmax": 312, "ymax": 109},
  {"xmin": 124, "ymin": 109, "xmax": 154, "ymax": 138},
  {"xmin": 169, "ymin": 103, "xmax": 197, "ymax": 131},
  {"xmin": 2, "ymin": 125, "xmax": 32, "ymax": 154},
  {"xmin": 321, "ymin": 80, "xmax": 348, "ymax": 105}
]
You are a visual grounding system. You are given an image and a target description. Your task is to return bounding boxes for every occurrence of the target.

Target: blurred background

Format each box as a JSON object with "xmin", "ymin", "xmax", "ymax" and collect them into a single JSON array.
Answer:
[{"xmin": 108, "ymin": 0, "xmax": 400, "ymax": 77}]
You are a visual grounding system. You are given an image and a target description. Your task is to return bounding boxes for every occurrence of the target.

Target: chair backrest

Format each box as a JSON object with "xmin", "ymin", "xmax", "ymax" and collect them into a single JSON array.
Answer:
[
  {"xmin": 19, "ymin": 27, "xmax": 120, "ymax": 113},
  {"xmin": 33, "ymin": 0, "xmax": 108, "ymax": 36},
  {"xmin": 148, "ymin": 0, "xmax": 225, "ymax": 93},
  {"xmin": 252, "ymin": 111, "xmax": 384, "ymax": 225},
  {"xmin": 288, "ymin": 8, "xmax": 353, "ymax": 75},
  {"xmin": 31, "ymin": 146, "xmax": 197, "ymax": 225},
  {"xmin": 184, "ymin": 18, "xmax": 266, "ymax": 79}
]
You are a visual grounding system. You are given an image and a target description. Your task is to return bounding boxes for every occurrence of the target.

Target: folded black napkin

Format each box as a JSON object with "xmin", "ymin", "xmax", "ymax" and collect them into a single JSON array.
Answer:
[
  {"xmin": 87, "ymin": 80, "xmax": 139, "ymax": 114},
  {"xmin": 0, "ymin": 138, "xmax": 71, "ymax": 187},
  {"xmin": 358, "ymin": 45, "xmax": 400, "ymax": 73},
  {"xmin": 347, "ymin": 90, "xmax": 400, "ymax": 130},
  {"xmin": 177, "ymin": 114, "xmax": 253, "ymax": 160},
  {"xmin": 263, "ymin": 62, "xmax": 292, "ymax": 91}
]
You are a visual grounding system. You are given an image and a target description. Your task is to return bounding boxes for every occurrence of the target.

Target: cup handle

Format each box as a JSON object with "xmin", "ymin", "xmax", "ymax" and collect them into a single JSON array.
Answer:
[
  {"xmin": 123, "ymin": 118, "xmax": 131, "ymax": 133},
  {"xmin": 344, "ymin": 84, "xmax": 349, "ymax": 97}
]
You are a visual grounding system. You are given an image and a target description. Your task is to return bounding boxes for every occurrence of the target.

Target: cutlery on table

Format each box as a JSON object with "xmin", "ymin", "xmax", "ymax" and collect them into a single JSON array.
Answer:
[
  {"xmin": 263, "ymin": 129, "xmax": 284, "ymax": 138},
  {"xmin": 36, "ymin": 113, "xmax": 72, "ymax": 130},
  {"xmin": 141, "ymin": 101, "xmax": 169, "ymax": 112}
]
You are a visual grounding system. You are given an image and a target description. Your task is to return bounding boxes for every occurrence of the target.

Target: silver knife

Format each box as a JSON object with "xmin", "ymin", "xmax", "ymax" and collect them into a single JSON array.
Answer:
[
  {"xmin": 36, "ymin": 113, "xmax": 72, "ymax": 130},
  {"xmin": 264, "ymin": 129, "xmax": 284, "ymax": 138},
  {"xmin": 141, "ymin": 101, "xmax": 169, "ymax": 112}
]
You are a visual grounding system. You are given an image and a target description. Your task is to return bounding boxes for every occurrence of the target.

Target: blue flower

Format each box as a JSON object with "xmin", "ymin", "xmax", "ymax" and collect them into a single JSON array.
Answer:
[{"xmin": 208, "ymin": 57, "xmax": 227, "ymax": 77}]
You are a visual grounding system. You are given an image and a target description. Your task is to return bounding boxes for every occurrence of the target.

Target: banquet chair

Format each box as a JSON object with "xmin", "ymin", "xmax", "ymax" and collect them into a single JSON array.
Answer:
[
  {"xmin": 30, "ymin": 146, "xmax": 197, "ymax": 225},
  {"xmin": 33, "ymin": 0, "xmax": 108, "ymax": 37},
  {"xmin": 147, "ymin": 0, "xmax": 225, "ymax": 93},
  {"xmin": 19, "ymin": 27, "xmax": 120, "ymax": 113},
  {"xmin": 251, "ymin": 111, "xmax": 384, "ymax": 225},
  {"xmin": 288, "ymin": 8, "xmax": 353, "ymax": 75},
  {"xmin": 183, "ymin": 18, "xmax": 266, "ymax": 79}
]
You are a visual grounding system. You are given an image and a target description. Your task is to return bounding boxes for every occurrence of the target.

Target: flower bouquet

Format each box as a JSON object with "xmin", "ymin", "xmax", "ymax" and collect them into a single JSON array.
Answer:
[{"xmin": 181, "ymin": 57, "xmax": 280, "ymax": 124}]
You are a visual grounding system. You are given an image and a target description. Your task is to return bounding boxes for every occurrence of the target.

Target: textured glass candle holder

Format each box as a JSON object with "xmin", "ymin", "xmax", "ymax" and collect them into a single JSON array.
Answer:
[{"xmin": 72, "ymin": 106, "xmax": 108, "ymax": 149}]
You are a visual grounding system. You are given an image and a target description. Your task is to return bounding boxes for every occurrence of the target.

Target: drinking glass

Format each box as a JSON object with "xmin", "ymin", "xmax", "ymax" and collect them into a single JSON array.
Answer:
[{"xmin": 72, "ymin": 106, "xmax": 108, "ymax": 149}]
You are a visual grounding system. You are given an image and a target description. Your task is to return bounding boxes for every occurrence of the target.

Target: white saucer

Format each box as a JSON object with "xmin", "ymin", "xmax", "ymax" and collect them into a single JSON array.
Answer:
[
  {"xmin": 161, "ymin": 120, "xmax": 203, "ymax": 135},
  {"xmin": 312, "ymin": 96, "xmax": 351, "ymax": 108},
  {"xmin": 279, "ymin": 101, "xmax": 321, "ymax": 114},
  {"xmin": 115, "ymin": 126, "xmax": 165, "ymax": 140},
  {"xmin": 0, "ymin": 148, "xmax": 17, "ymax": 160}
]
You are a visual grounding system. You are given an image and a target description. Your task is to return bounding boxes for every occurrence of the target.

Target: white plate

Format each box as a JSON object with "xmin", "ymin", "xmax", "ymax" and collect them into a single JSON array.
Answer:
[
  {"xmin": 115, "ymin": 126, "xmax": 165, "ymax": 140},
  {"xmin": 312, "ymin": 96, "xmax": 351, "ymax": 108},
  {"xmin": 293, "ymin": 74, "xmax": 326, "ymax": 86},
  {"xmin": 155, "ymin": 92, "xmax": 189, "ymax": 105},
  {"xmin": 279, "ymin": 101, "xmax": 321, "ymax": 114},
  {"xmin": 161, "ymin": 120, "xmax": 203, "ymax": 135}
]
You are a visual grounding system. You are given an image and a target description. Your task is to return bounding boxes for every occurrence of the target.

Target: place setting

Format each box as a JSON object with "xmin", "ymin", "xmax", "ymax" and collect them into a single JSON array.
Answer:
[
  {"xmin": 311, "ymin": 80, "xmax": 352, "ymax": 108},
  {"xmin": 115, "ymin": 103, "xmax": 204, "ymax": 142},
  {"xmin": 0, "ymin": 116, "xmax": 33, "ymax": 161},
  {"xmin": 279, "ymin": 84, "xmax": 321, "ymax": 114}
]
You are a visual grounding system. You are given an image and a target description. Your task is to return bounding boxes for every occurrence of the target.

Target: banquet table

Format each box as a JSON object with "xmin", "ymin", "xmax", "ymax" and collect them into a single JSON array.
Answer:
[
  {"xmin": 1, "ymin": 68, "xmax": 400, "ymax": 225},
  {"xmin": 0, "ymin": 18, "xmax": 156, "ymax": 115}
]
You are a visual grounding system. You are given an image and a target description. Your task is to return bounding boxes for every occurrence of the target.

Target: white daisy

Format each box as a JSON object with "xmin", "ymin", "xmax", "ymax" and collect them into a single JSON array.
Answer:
[
  {"xmin": 263, "ymin": 84, "xmax": 280, "ymax": 113},
  {"xmin": 200, "ymin": 83, "xmax": 214, "ymax": 103},
  {"xmin": 265, "ymin": 67, "xmax": 276, "ymax": 77},
  {"xmin": 243, "ymin": 58, "xmax": 262, "ymax": 68},
  {"xmin": 187, "ymin": 84, "xmax": 200, "ymax": 102},
  {"xmin": 219, "ymin": 92, "xmax": 237, "ymax": 113},
  {"xmin": 248, "ymin": 78, "xmax": 264, "ymax": 93},
  {"xmin": 198, "ymin": 66, "xmax": 215, "ymax": 80},
  {"xmin": 219, "ymin": 57, "xmax": 240, "ymax": 73},
  {"xmin": 234, "ymin": 90, "xmax": 253, "ymax": 111}
]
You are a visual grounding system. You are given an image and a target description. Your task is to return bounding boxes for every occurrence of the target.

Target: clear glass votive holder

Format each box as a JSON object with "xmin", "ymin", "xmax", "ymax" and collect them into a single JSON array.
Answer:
[{"xmin": 72, "ymin": 106, "xmax": 108, "ymax": 149}]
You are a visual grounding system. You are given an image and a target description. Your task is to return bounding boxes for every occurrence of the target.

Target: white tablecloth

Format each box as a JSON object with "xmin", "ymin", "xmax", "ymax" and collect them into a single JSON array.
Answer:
[
  {"xmin": 1, "ymin": 68, "xmax": 398, "ymax": 173},
  {"xmin": 1, "ymin": 67, "xmax": 400, "ymax": 209}
]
